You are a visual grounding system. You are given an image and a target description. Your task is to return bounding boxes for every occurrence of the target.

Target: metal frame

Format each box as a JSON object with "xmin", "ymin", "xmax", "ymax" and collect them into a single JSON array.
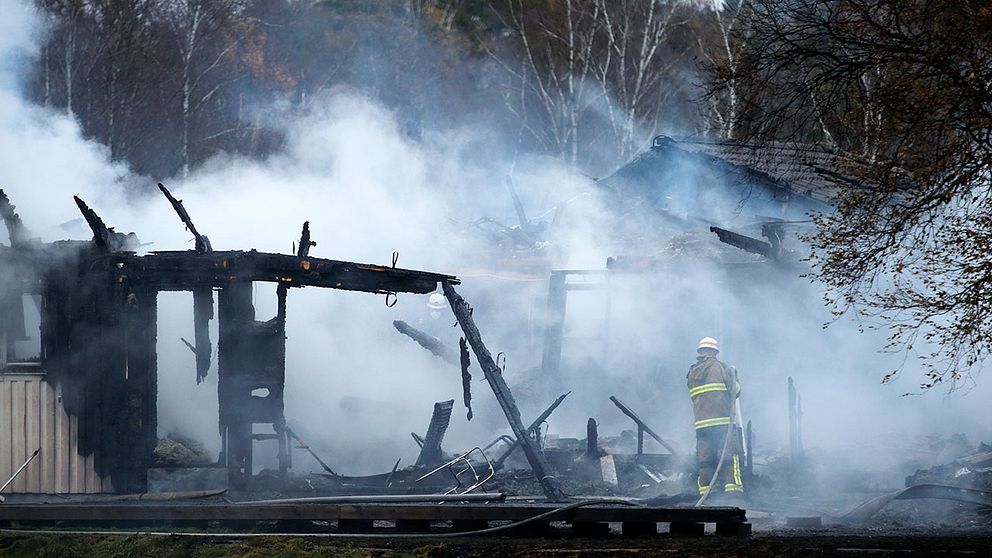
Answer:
[{"xmin": 415, "ymin": 447, "xmax": 495, "ymax": 495}]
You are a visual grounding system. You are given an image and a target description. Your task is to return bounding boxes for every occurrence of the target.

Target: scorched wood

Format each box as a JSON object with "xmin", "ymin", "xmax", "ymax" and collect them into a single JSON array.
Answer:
[{"xmin": 115, "ymin": 251, "xmax": 456, "ymax": 294}]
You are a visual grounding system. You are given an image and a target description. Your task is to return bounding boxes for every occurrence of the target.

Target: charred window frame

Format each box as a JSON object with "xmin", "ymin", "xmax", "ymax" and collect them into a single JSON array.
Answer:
[{"xmin": 1, "ymin": 292, "xmax": 43, "ymax": 372}]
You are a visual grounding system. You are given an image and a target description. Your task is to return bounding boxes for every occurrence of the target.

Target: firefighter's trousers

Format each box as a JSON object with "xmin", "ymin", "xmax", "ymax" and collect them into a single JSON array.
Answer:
[{"xmin": 695, "ymin": 424, "xmax": 744, "ymax": 495}]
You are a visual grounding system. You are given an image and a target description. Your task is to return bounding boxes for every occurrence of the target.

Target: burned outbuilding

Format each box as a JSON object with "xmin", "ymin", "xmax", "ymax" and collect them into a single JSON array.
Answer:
[{"xmin": 0, "ymin": 187, "xmax": 472, "ymax": 494}]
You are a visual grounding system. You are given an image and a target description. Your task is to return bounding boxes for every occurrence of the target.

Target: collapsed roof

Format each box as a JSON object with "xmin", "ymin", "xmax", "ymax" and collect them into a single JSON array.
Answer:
[{"xmin": 596, "ymin": 136, "xmax": 859, "ymax": 261}]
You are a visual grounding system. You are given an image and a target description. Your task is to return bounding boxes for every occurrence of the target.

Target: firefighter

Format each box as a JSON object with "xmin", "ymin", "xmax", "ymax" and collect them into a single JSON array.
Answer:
[{"xmin": 687, "ymin": 337, "xmax": 744, "ymax": 499}]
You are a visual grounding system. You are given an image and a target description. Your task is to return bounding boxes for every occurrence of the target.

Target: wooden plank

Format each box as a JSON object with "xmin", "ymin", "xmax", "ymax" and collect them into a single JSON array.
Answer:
[
  {"xmin": 0, "ymin": 504, "xmax": 747, "ymax": 525},
  {"xmin": 11, "ymin": 380, "xmax": 25, "ymax": 492},
  {"xmin": 0, "ymin": 378, "xmax": 11, "ymax": 480},
  {"xmin": 25, "ymin": 377, "xmax": 40, "ymax": 492},
  {"xmin": 39, "ymin": 378, "xmax": 54, "ymax": 494},
  {"xmin": 69, "ymin": 413, "xmax": 83, "ymax": 493},
  {"xmin": 85, "ymin": 452, "xmax": 99, "ymax": 494},
  {"xmin": 55, "ymin": 381, "xmax": 69, "ymax": 494}
]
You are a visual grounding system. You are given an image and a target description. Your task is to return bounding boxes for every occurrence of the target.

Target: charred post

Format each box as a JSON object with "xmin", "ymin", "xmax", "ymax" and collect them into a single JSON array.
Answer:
[
  {"xmin": 442, "ymin": 281, "xmax": 563, "ymax": 502},
  {"xmin": 586, "ymin": 418, "xmax": 599, "ymax": 458},
  {"xmin": 459, "ymin": 337, "xmax": 473, "ymax": 420},
  {"xmin": 217, "ymin": 281, "xmax": 288, "ymax": 484},
  {"xmin": 609, "ymin": 395, "xmax": 680, "ymax": 455}
]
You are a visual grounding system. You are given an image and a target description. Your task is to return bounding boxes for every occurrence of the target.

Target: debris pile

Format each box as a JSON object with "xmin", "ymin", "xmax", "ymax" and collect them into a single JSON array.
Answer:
[
  {"xmin": 906, "ymin": 442, "xmax": 992, "ymax": 491},
  {"xmin": 153, "ymin": 435, "xmax": 212, "ymax": 467}
]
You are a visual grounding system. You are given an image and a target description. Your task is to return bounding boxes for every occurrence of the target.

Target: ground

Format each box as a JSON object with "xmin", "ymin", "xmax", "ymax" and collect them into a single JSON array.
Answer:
[{"xmin": 1, "ymin": 530, "xmax": 991, "ymax": 557}]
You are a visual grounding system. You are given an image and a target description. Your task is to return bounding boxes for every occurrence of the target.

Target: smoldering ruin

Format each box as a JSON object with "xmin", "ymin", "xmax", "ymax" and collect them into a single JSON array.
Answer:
[
  {"xmin": 1, "ymin": 139, "xmax": 990, "ymax": 541},
  {"xmin": 0, "ymin": 0, "xmax": 991, "ymax": 554}
]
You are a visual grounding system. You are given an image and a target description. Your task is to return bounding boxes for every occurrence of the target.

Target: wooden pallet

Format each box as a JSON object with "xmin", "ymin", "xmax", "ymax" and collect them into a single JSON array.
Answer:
[{"xmin": 0, "ymin": 502, "xmax": 750, "ymax": 537}]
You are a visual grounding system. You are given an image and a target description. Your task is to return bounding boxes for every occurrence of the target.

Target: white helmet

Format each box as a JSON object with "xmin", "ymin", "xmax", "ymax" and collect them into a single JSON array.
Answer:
[
  {"xmin": 697, "ymin": 337, "xmax": 719, "ymax": 353},
  {"xmin": 427, "ymin": 293, "xmax": 446, "ymax": 311}
]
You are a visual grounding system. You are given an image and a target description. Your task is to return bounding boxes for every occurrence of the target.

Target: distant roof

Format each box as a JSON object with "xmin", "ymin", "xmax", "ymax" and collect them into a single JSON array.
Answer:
[
  {"xmin": 593, "ymin": 136, "xmax": 868, "ymax": 262},
  {"xmin": 667, "ymin": 136, "xmax": 861, "ymax": 204}
]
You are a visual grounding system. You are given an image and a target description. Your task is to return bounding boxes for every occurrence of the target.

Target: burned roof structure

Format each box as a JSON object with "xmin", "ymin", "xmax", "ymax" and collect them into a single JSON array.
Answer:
[{"xmin": 597, "ymin": 136, "xmax": 856, "ymax": 261}]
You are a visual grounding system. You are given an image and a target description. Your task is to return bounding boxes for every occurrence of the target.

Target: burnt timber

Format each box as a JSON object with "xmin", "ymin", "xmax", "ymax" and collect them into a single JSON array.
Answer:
[
  {"xmin": 114, "ymin": 250, "xmax": 454, "ymax": 293},
  {"xmin": 442, "ymin": 281, "xmax": 563, "ymax": 502},
  {"xmin": 0, "ymin": 501, "xmax": 750, "ymax": 537}
]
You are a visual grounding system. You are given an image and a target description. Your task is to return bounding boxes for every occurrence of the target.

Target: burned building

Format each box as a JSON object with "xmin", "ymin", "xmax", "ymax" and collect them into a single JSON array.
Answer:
[{"xmin": 0, "ymin": 187, "xmax": 470, "ymax": 494}]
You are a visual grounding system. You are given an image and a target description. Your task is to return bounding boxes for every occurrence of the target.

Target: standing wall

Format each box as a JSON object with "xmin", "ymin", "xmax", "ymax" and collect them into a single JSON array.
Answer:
[{"xmin": 0, "ymin": 371, "xmax": 112, "ymax": 493}]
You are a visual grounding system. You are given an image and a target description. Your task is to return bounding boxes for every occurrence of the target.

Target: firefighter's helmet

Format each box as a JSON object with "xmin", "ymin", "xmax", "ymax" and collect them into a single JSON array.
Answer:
[
  {"xmin": 427, "ymin": 293, "xmax": 446, "ymax": 311},
  {"xmin": 697, "ymin": 337, "xmax": 720, "ymax": 353}
]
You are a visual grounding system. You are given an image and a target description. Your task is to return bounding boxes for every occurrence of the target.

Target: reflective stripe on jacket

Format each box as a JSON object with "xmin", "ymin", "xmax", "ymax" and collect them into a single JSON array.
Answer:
[{"xmin": 687, "ymin": 355, "xmax": 739, "ymax": 430}]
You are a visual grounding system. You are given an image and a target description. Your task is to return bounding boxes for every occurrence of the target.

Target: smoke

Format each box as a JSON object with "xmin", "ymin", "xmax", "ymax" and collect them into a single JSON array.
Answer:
[
  {"xmin": 1, "ymin": 0, "xmax": 989, "ymax": 493},
  {"xmin": 0, "ymin": 1, "xmax": 128, "ymax": 243}
]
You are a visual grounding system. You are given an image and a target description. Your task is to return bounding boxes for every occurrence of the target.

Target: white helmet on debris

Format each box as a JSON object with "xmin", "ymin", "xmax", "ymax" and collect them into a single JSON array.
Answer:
[
  {"xmin": 697, "ymin": 337, "xmax": 720, "ymax": 353},
  {"xmin": 427, "ymin": 293, "xmax": 446, "ymax": 311}
]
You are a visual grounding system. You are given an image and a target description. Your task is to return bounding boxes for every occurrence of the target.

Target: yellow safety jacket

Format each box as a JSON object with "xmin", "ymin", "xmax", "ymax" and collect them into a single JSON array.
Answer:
[{"xmin": 687, "ymin": 355, "xmax": 740, "ymax": 431}]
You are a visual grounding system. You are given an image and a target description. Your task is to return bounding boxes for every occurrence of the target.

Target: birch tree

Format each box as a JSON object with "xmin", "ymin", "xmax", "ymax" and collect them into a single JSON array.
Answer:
[
  {"xmin": 592, "ymin": 0, "xmax": 685, "ymax": 160},
  {"xmin": 707, "ymin": 0, "xmax": 992, "ymax": 389},
  {"xmin": 492, "ymin": 0, "xmax": 692, "ymax": 170},
  {"xmin": 157, "ymin": 0, "xmax": 245, "ymax": 177}
]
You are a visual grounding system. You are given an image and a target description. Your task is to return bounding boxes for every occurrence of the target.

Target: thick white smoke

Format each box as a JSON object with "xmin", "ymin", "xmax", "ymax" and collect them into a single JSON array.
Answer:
[{"xmin": 1, "ymin": 0, "xmax": 989, "ymax": 488}]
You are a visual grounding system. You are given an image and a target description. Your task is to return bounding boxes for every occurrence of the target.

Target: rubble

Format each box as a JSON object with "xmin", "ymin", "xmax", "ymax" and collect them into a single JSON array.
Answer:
[
  {"xmin": 152, "ymin": 435, "xmax": 212, "ymax": 467},
  {"xmin": 906, "ymin": 442, "xmax": 992, "ymax": 491}
]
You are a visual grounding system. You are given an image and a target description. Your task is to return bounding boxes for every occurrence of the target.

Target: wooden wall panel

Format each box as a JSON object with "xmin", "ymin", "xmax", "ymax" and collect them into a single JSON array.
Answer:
[
  {"xmin": 0, "ymin": 380, "xmax": 10, "ymax": 482},
  {"xmin": 0, "ymin": 373, "xmax": 113, "ymax": 494}
]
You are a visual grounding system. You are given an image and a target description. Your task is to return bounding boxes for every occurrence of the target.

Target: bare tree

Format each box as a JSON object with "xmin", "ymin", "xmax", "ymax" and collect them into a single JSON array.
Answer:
[
  {"xmin": 84, "ymin": 0, "xmax": 159, "ymax": 159},
  {"xmin": 37, "ymin": 0, "xmax": 88, "ymax": 116},
  {"xmin": 697, "ymin": 0, "xmax": 753, "ymax": 139},
  {"xmin": 707, "ymin": 0, "xmax": 992, "ymax": 389},
  {"xmin": 593, "ymin": 0, "xmax": 685, "ymax": 159},
  {"xmin": 157, "ymin": 0, "xmax": 245, "ymax": 177},
  {"xmin": 490, "ymin": 0, "xmax": 693, "ymax": 170},
  {"xmin": 491, "ymin": 0, "xmax": 605, "ymax": 169}
]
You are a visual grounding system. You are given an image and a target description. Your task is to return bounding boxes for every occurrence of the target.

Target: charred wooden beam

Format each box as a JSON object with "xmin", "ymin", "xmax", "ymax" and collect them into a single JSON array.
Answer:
[
  {"xmin": 493, "ymin": 391, "xmax": 571, "ymax": 470},
  {"xmin": 609, "ymin": 396, "xmax": 680, "ymax": 455},
  {"xmin": 297, "ymin": 221, "xmax": 315, "ymax": 258},
  {"xmin": 158, "ymin": 183, "xmax": 212, "ymax": 253},
  {"xmin": 709, "ymin": 226, "xmax": 772, "ymax": 258},
  {"xmin": 0, "ymin": 189, "xmax": 29, "ymax": 248},
  {"xmin": 442, "ymin": 281, "xmax": 563, "ymax": 502},
  {"xmin": 414, "ymin": 400, "xmax": 454, "ymax": 468},
  {"xmin": 73, "ymin": 196, "xmax": 139, "ymax": 253},
  {"xmin": 459, "ymin": 338, "xmax": 473, "ymax": 420},
  {"xmin": 74, "ymin": 195, "xmax": 112, "ymax": 251},
  {"xmin": 192, "ymin": 288, "xmax": 213, "ymax": 383},
  {"xmin": 117, "ymin": 251, "xmax": 456, "ymax": 294},
  {"xmin": 393, "ymin": 320, "xmax": 457, "ymax": 364}
]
